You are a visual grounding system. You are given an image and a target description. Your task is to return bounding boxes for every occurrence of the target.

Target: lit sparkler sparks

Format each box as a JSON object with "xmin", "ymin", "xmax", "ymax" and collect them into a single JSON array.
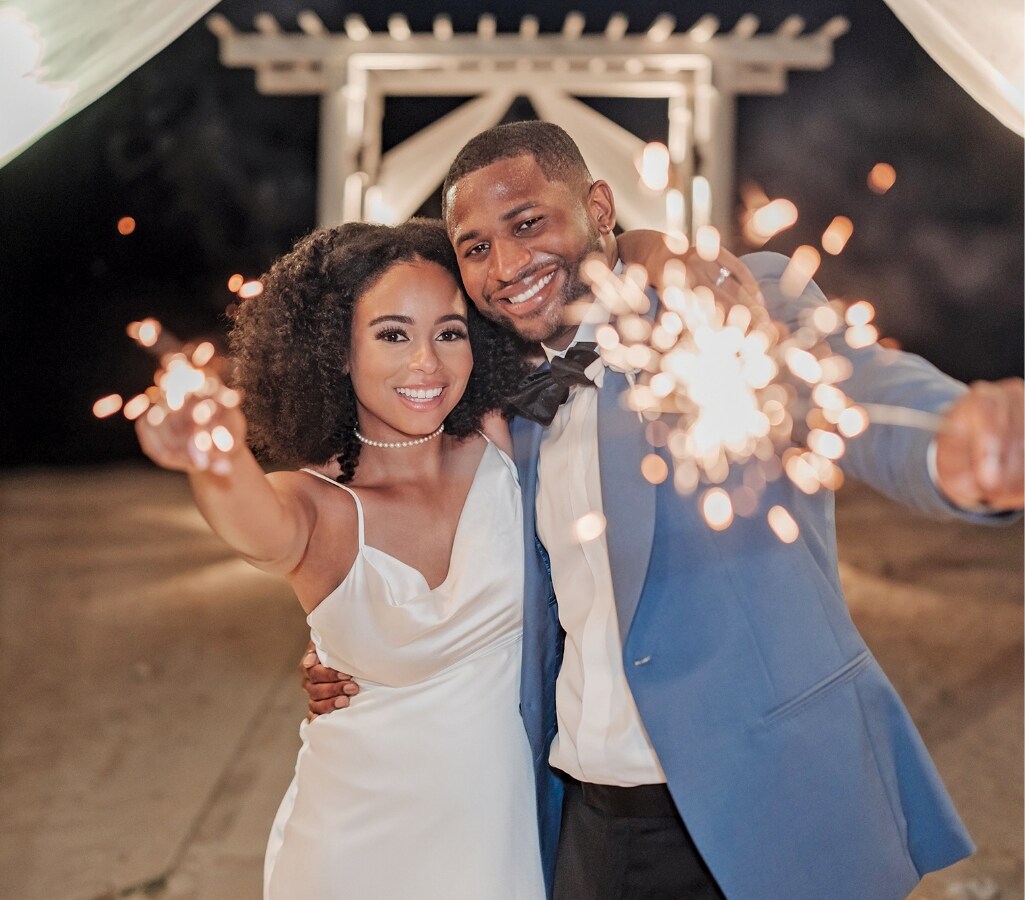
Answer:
[
  {"xmin": 96, "ymin": 319, "xmax": 240, "ymax": 473},
  {"xmin": 580, "ymin": 248, "xmax": 929, "ymax": 539}
]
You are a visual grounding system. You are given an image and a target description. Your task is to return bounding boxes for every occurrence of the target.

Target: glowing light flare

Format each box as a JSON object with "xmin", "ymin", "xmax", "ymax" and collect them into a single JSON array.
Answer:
[
  {"xmin": 665, "ymin": 191, "xmax": 686, "ymax": 237},
  {"xmin": 641, "ymin": 454, "xmax": 669, "ymax": 484},
  {"xmin": 821, "ymin": 216, "xmax": 853, "ymax": 255},
  {"xmin": 767, "ymin": 505, "xmax": 800, "ymax": 543},
  {"xmin": 238, "ymin": 280, "xmax": 264, "ymax": 299},
  {"xmin": 845, "ymin": 300, "xmax": 875, "ymax": 327},
  {"xmin": 845, "ymin": 325, "xmax": 879, "ymax": 350},
  {"xmin": 596, "ymin": 324, "xmax": 620, "ymax": 351},
  {"xmin": 784, "ymin": 452, "xmax": 821, "ymax": 494},
  {"xmin": 193, "ymin": 430, "xmax": 213, "ymax": 453},
  {"xmin": 92, "ymin": 394, "xmax": 123, "ymax": 418},
  {"xmin": 807, "ymin": 428, "xmax": 845, "ymax": 460},
  {"xmin": 691, "ymin": 176, "xmax": 712, "ymax": 230},
  {"xmin": 127, "ymin": 318, "xmax": 162, "ymax": 348},
  {"xmin": 702, "ymin": 488, "xmax": 734, "ymax": 530},
  {"xmin": 837, "ymin": 406, "xmax": 869, "ymax": 438},
  {"xmin": 779, "ymin": 246, "xmax": 821, "ymax": 298},
  {"xmin": 159, "ymin": 356, "xmax": 206, "ymax": 411},
  {"xmin": 123, "ymin": 394, "xmax": 151, "ymax": 420},
  {"xmin": 591, "ymin": 263, "xmax": 862, "ymax": 532},
  {"xmin": 811, "ymin": 305, "xmax": 841, "ymax": 334},
  {"xmin": 219, "ymin": 388, "xmax": 242, "ymax": 409},
  {"xmin": 192, "ymin": 399, "xmax": 217, "ymax": 426},
  {"xmin": 191, "ymin": 341, "xmax": 216, "ymax": 368},
  {"xmin": 211, "ymin": 427, "xmax": 235, "ymax": 453},
  {"xmin": 868, "ymin": 163, "xmax": 897, "ymax": 194},
  {"xmin": 695, "ymin": 225, "xmax": 721, "ymax": 261},
  {"xmin": 117, "ymin": 216, "xmax": 136, "ymax": 236},
  {"xmin": 227, "ymin": 274, "xmax": 244, "ymax": 292},
  {"xmin": 785, "ymin": 348, "xmax": 823, "ymax": 384},
  {"xmin": 638, "ymin": 142, "xmax": 671, "ymax": 192},
  {"xmin": 818, "ymin": 355, "xmax": 853, "ymax": 384},
  {"xmin": 574, "ymin": 511, "xmax": 607, "ymax": 543},
  {"xmin": 744, "ymin": 199, "xmax": 798, "ymax": 245}
]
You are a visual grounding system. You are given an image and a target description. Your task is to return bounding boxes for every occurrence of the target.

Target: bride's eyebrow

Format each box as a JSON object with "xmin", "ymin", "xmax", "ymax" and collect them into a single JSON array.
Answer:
[{"xmin": 367, "ymin": 314, "xmax": 413, "ymax": 326}]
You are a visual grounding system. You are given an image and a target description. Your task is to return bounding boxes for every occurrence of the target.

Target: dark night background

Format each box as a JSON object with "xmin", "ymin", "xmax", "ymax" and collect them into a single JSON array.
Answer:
[{"xmin": 1, "ymin": 0, "xmax": 1021, "ymax": 469}]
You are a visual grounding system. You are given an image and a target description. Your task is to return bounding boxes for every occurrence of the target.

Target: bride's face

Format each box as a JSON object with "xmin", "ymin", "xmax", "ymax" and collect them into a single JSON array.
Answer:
[{"xmin": 348, "ymin": 259, "xmax": 473, "ymax": 443}]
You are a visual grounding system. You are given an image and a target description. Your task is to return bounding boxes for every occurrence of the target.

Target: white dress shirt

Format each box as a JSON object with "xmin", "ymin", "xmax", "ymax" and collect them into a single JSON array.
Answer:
[{"xmin": 536, "ymin": 296, "xmax": 666, "ymax": 786}]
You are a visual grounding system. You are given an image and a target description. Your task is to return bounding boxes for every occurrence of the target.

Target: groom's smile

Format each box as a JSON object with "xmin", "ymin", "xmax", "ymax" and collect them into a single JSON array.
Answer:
[{"xmin": 445, "ymin": 154, "xmax": 612, "ymax": 349}]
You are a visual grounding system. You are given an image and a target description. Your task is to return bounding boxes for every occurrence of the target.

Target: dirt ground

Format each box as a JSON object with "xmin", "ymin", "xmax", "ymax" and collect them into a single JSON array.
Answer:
[{"xmin": 1, "ymin": 464, "xmax": 1021, "ymax": 900}]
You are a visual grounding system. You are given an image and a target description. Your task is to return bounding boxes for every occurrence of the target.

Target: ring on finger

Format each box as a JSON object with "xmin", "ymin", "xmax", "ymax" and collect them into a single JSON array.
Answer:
[{"xmin": 714, "ymin": 266, "xmax": 732, "ymax": 288}]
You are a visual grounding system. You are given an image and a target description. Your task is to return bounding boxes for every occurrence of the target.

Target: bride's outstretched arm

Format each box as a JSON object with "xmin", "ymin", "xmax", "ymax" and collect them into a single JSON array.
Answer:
[{"xmin": 135, "ymin": 391, "xmax": 315, "ymax": 576}]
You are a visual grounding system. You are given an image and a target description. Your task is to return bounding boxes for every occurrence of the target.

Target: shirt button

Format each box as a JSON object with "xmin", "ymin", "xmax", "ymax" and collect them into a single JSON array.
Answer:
[{"xmin": 633, "ymin": 655, "xmax": 652, "ymax": 667}]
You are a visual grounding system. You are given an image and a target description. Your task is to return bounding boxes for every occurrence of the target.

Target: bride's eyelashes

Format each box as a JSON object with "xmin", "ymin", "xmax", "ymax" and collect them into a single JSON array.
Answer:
[{"xmin": 373, "ymin": 327, "xmax": 469, "ymax": 343}]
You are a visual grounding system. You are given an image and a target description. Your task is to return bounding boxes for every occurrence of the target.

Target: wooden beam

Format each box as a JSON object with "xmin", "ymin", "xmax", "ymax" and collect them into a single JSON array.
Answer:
[
  {"xmin": 605, "ymin": 13, "xmax": 628, "ymax": 40},
  {"xmin": 562, "ymin": 12, "xmax": 586, "ymax": 40},
  {"xmin": 688, "ymin": 15, "xmax": 719, "ymax": 44},
  {"xmin": 387, "ymin": 14, "xmax": 411, "ymax": 41},
  {"xmin": 343, "ymin": 15, "xmax": 370, "ymax": 42},
  {"xmin": 520, "ymin": 16, "xmax": 539, "ymax": 40},
  {"xmin": 646, "ymin": 14, "xmax": 676, "ymax": 43},
  {"xmin": 433, "ymin": 14, "xmax": 453, "ymax": 41},
  {"xmin": 215, "ymin": 32, "xmax": 841, "ymax": 70},
  {"xmin": 296, "ymin": 10, "xmax": 325, "ymax": 36}
]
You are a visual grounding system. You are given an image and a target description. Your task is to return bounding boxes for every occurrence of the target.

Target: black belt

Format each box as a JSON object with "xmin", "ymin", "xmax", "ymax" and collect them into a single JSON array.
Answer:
[{"xmin": 577, "ymin": 780, "xmax": 680, "ymax": 818}]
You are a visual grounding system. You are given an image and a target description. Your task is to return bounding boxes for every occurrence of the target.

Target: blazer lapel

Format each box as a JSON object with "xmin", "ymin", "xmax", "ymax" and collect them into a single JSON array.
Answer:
[{"xmin": 598, "ymin": 369, "xmax": 657, "ymax": 642}]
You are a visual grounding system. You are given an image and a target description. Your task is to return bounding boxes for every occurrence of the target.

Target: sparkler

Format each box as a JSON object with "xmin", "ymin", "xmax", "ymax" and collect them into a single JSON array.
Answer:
[
  {"xmin": 95, "ymin": 318, "xmax": 239, "ymax": 470},
  {"xmin": 576, "ymin": 159, "xmax": 936, "ymax": 540},
  {"xmin": 582, "ymin": 238, "xmax": 943, "ymax": 539}
]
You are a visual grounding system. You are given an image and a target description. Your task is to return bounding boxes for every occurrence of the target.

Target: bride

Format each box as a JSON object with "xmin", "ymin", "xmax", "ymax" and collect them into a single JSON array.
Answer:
[{"xmin": 135, "ymin": 219, "xmax": 544, "ymax": 898}]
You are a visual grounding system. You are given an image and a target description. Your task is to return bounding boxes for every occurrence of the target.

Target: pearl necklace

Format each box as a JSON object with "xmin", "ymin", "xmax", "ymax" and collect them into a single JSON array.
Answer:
[{"xmin": 354, "ymin": 423, "xmax": 444, "ymax": 449}]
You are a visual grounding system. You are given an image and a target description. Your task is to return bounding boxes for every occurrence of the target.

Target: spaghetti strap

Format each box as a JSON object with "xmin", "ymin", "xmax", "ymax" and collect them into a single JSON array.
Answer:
[{"xmin": 299, "ymin": 468, "xmax": 365, "ymax": 547}]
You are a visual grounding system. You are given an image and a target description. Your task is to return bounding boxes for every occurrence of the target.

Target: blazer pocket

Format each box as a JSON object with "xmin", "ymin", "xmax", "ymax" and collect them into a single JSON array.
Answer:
[{"xmin": 760, "ymin": 650, "xmax": 872, "ymax": 730}]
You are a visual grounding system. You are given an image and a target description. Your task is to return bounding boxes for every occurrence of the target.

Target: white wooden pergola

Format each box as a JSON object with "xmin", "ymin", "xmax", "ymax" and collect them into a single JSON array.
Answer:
[{"xmin": 208, "ymin": 11, "xmax": 848, "ymax": 238}]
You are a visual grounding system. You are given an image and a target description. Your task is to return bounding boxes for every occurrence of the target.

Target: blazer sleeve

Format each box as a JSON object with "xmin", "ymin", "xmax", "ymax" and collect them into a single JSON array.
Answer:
[{"xmin": 742, "ymin": 251, "xmax": 1013, "ymax": 525}]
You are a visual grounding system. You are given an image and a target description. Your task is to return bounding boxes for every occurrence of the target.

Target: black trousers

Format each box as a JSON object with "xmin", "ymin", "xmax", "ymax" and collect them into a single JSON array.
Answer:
[{"xmin": 553, "ymin": 778, "xmax": 726, "ymax": 900}]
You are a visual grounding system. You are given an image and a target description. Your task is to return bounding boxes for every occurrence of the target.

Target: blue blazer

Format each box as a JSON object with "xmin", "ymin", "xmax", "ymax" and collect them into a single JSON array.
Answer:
[{"xmin": 512, "ymin": 253, "xmax": 990, "ymax": 899}]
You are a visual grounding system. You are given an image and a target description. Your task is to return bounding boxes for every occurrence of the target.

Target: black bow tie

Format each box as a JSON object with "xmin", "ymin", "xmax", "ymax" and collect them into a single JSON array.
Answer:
[{"xmin": 508, "ymin": 342, "xmax": 600, "ymax": 426}]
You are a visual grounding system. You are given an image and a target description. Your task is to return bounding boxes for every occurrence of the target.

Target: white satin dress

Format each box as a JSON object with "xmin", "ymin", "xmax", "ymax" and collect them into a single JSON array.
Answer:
[{"xmin": 264, "ymin": 441, "xmax": 545, "ymax": 899}]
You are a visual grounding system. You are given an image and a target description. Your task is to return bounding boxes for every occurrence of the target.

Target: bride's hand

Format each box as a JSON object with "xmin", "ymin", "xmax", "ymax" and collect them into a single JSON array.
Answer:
[{"xmin": 135, "ymin": 385, "xmax": 247, "ymax": 476}]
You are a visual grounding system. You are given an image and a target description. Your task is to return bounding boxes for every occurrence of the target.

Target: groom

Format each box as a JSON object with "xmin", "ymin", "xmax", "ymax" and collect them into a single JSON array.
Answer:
[{"xmin": 307, "ymin": 122, "xmax": 1023, "ymax": 899}]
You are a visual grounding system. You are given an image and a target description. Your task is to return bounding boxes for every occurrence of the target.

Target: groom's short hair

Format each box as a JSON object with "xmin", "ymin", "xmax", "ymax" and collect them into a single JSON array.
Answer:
[{"xmin": 441, "ymin": 121, "xmax": 593, "ymax": 218}]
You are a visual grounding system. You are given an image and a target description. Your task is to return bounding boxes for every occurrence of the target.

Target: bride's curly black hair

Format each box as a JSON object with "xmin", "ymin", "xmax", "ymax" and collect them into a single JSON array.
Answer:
[{"xmin": 229, "ymin": 219, "xmax": 530, "ymax": 482}]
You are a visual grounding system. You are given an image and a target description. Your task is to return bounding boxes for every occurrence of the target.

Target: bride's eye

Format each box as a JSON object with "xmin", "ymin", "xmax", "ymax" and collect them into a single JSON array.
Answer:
[
  {"xmin": 375, "ymin": 328, "xmax": 407, "ymax": 343},
  {"xmin": 437, "ymin": 328, "xmax": 468, "ymax": 342}
]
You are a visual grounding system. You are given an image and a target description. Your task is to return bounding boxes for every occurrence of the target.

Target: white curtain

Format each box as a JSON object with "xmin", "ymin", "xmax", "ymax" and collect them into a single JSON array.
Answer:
[
  {"xmin": 883, "ymin": 0, "xmax": 1024, "ymax": 136},
  {"xmin": 0, "ymin": 0, "xmax": 219, "ymax": 167},
  {"xmin": 0, "ymin": 0, "xmax": 1021, "ymax": 173}
]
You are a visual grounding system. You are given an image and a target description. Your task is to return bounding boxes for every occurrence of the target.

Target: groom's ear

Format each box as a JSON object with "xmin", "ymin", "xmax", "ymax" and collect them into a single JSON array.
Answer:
[{"xmin": 587, "ymin": 180, "xmax": 617, "ymax": 234}]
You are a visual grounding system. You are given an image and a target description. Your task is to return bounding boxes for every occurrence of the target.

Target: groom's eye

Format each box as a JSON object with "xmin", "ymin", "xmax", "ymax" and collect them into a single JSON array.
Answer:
[{"xmin": 466, "ymin": 242, "xmax": 489, "ymax": 257}]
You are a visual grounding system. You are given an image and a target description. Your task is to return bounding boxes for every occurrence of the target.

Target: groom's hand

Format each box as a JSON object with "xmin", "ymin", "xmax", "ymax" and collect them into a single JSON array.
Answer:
[
  {"xmin": 300, "ymin": 641, "xmax": 360, "ymax": 720},
  {"xmin": 935, "ymin": 378, "xmax": 1024, "ymax": 511}
]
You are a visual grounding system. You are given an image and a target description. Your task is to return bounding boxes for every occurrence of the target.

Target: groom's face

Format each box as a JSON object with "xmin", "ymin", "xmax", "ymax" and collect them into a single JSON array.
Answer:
[{"xmin": 445, "ymin": 154, "xmax": 610, "ymax": 349}]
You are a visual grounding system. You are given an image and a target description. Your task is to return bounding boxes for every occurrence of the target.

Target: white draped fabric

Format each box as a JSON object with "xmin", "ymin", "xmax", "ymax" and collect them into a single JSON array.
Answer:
[
  {"xmin": 0, "ymin": 0, "xmax": 1020, "ymax": 172},
  {"xmin": 0, "ymin": 0, "xmax": 219, "ymax": 167},
  {"xmin": 882, "ymin": 0, "xmax": 1023, "ymax": 136}
]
